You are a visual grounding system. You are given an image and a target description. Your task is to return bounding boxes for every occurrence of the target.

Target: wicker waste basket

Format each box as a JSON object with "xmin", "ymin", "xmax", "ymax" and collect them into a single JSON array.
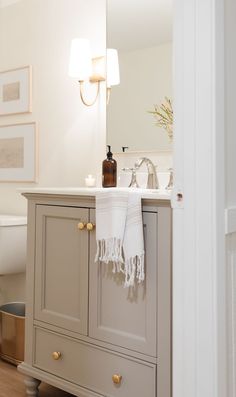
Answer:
[{"xmin": 0, "ymin": 302, "xmax": 25, "ymax": 365}]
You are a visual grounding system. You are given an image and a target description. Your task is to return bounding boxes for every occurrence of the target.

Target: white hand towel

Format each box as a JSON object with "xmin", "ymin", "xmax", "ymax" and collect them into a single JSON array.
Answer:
[
  {"xmin": 95, "ymin": 190, "xmax": 145, "ymax": 287},
  {"xmin": 95, "ymin": 190, "xmax": 128, "ymax": 271},
  {"xmin": 123, "ymin": 192, "xmax": 145, "ymax": 287}
]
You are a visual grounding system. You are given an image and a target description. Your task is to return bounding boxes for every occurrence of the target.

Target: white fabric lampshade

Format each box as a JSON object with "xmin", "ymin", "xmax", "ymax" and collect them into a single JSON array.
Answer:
[
  {"xmin": 68, "ymin": 38, "xmax": 92, "ymax": 81},
  {"xmin": 107, "ymin": 48, "xmax": 120, "ymax": 88}
]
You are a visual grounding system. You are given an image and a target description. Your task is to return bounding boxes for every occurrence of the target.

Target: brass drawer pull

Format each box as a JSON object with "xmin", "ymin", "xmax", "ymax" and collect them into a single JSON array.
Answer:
[
  {"xmin": 112, "ymin": 374, "xmax": 122, "ymax": 385},
  {"xmin": 77, "ymin": 222, "xmax": 86, "ymax": 230},
  {"xmin": 86, "ymin": 223, "xmax": 95, "ymax": 231},
  {"xmin": 52, "ymin": 351, "xmax": 61, "ymax": 360}
]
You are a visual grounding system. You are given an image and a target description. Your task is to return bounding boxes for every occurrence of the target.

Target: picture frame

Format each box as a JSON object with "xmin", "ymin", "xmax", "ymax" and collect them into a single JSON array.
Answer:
[
  {"xmin": 0, "ymin": 66, "xmax": 32, "ymax": 116},
  {"xmin": 0, "ymin": 123, "xmax": 38, "ymax": 182}
]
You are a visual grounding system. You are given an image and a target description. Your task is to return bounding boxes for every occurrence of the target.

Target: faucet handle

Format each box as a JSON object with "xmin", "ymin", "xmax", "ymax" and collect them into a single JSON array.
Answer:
[
  {"xmin": 122, "ymin": 167, "xmax": 140, "ymax": 188},
  {"xmin": 166, "ymin": 168, "xmax": 173, "ymax": 190}
]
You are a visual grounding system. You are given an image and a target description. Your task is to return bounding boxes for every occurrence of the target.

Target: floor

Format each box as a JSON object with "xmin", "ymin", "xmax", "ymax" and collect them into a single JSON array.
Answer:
[{"xmin": 0, "ymin": 359, "xmax": 73, "ymax": 397}]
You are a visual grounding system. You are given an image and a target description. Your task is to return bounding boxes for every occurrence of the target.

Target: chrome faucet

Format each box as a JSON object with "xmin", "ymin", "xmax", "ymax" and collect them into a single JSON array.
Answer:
[{"xmin": 134, "ymin": 157, "xmax": 159, "ymax": 189}]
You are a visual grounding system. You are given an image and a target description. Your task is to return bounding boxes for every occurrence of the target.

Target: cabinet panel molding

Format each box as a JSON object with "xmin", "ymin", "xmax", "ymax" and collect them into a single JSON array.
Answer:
[
  {"xmin": 34, "ymin": 205, "xmax": 89, "ymax": 335},
  {"xmin": 89, "ymin": 210, "xmax": 157, "ymax": 357}
]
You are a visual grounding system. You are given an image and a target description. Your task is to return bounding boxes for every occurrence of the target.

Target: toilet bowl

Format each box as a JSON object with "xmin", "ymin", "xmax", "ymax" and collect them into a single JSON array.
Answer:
[{"xmin": 0, "ymin": 215, "xmax": 27, "ymax": 275}]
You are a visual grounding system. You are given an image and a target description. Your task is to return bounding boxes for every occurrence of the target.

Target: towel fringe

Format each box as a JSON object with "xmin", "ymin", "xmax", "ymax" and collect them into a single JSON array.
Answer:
[
  {"xmin": 95, "ymin": 238, "xmax": 124, "ymax": 266},
  {"xmin": 124, "ymin": 253, "xmax": 145, "ymax": 288},
  {"xmin": 96, "ymin": 239, "xmax": 145, "ymax": 288}
]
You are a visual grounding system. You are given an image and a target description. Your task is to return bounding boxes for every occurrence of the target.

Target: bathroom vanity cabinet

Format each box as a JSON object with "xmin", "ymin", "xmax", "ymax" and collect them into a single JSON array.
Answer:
[{"xmin": 18, "ymin": 190, "xmax": 171, "ymax": 397}]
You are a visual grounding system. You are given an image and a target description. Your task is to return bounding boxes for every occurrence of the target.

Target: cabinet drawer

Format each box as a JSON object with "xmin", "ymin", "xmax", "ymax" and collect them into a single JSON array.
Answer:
[{"xmin": 34, "ymin": 327, "xmax": 156, "ymax": 397}]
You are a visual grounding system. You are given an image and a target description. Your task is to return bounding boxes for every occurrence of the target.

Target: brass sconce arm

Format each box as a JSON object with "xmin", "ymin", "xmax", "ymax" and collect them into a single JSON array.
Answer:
[
  {"xmin": 79, "ymin": 80, "xmax": 100, "ymax": 107},
  {"xmin": 78, "ymin": 56, "xmax": 105, "ymax": 107}
]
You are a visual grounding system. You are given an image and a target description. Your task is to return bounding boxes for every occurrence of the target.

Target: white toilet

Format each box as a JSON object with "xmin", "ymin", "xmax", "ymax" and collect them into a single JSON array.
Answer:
[{"xmin": 0, "ymin": 215, "xmax": 27, "ymax": 275}]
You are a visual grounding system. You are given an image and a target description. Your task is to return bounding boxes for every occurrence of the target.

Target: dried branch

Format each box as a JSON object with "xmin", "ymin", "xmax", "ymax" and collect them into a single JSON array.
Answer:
[{"xmin": 148, "ymin": 97, "xmax": 173, "ymax": 141}]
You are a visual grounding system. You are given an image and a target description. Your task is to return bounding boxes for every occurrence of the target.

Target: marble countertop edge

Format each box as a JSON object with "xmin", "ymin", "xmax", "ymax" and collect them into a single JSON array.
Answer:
[{"xmin": 18, "ymin": 187, "xmax": 171, "ymax": 201}]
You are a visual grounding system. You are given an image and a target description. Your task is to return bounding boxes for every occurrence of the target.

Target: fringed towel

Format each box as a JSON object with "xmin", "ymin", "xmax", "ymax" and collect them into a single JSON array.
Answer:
[
  {"xmin": 123, "ymin": 192, "xmax": 145, "ymax": 287},
  {"xmin": 95, "ymin": 190, "xmax": 145, "ymax": 287}
]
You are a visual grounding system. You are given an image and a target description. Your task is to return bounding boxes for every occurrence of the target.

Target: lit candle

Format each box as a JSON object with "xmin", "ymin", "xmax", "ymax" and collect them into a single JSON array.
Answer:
[{"xmin": 85, "ymin": 174, "xmax": 96, "ymax": 187}]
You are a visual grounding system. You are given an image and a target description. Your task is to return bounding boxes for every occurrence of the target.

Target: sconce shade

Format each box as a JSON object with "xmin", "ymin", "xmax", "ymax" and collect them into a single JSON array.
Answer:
[
  {"xmin": 107, "ymin": 49, "xmax": 120, "ymax": 88},
  {"xmin": 68, "ymin": 38, "xmax": 92, "ymax": 81}
]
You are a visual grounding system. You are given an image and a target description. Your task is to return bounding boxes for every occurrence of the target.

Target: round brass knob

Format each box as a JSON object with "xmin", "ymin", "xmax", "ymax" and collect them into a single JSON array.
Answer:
[
  {"xmin": 112, "ymin": 374, "xmax": 122, "ymax": 385},
  {"xmin": 86, "ymin": 222, "xmax": 95, "ymax": 231},
  {"xmin": 77, "ymin": 222, "xmax": 86, "ymax": 230},
  {"xmin": 52, "ymin": 351, "xmax": 61, "ymax": 360}
]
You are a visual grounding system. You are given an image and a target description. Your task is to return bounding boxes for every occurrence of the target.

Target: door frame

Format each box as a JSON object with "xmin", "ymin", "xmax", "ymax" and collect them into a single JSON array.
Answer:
[{"xmin": 172, "ymin": 0, "xmax": 226, "ymax": 396}]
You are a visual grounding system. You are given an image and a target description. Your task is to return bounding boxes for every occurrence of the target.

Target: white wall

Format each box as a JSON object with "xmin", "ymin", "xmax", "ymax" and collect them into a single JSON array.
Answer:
[
  {"xmin": 107, "ymin": 43, "xmax": 172, "ymax": 152},
  {"xmin": 0, "ymin": 0, "xmax": 106, "ymax": 215},
  {"xmin": 0, "ymin": 0, "xmax": 106, "ymax": 304},
  {"xmin": 0, "ymin": 0, "xmax": 22, "ymax": 7}
]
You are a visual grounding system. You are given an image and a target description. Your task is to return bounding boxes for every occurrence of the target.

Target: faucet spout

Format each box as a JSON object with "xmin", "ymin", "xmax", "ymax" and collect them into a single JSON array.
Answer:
[{"xmin": 134, "ymin": 157, "xmax": 159, "ymax": 189}]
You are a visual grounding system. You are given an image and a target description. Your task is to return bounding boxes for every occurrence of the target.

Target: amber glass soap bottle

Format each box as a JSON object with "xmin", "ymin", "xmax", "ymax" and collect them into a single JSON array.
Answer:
[{"xmin": 102, "ymin": 145, "xmax": 117, "ymax": 188}]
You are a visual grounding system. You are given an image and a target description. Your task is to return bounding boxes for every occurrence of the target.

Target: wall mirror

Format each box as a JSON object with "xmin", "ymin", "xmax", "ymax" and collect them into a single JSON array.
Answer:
[{"xmin": 107, "ymin": 0, "xmax": 173, "ymax": 153}]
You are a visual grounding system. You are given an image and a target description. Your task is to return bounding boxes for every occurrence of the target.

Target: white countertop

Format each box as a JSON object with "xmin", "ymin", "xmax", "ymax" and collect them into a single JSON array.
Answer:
[{"xmin": 19, "ymin": 187, "xmax": 171, "ymax": 201}]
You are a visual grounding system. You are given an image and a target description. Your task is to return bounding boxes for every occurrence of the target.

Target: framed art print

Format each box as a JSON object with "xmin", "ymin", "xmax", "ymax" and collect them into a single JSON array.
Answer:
[
  {"xmin": 0, "ymin": 66, "xmax": 32, "ymax": 116},
  {"xmin": 0, "ymin": 123, "xmax": 38, "ymax": 182}
]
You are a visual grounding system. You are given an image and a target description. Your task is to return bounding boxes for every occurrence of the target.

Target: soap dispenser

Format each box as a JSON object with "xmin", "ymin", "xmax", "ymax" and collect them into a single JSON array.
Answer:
[{"xmin": 102, "ymin": 145, "xmax": 117, "ymax": 188}]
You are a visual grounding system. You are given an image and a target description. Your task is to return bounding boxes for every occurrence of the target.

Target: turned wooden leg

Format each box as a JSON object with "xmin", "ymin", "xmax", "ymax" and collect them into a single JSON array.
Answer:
[{"xmin": 24, "ymin": 376, "xmax": 41, "ymax": 396}]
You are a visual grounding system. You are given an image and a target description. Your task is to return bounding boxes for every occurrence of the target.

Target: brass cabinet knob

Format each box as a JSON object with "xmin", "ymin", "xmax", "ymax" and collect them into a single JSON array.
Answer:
[
  {"xmin": 52, "ymin": 351, "xmax": 61, "ymax": 360},
  {"xmin": 77, "ymin": 222, "xmax": 86, "ymax": 230},
  {"xmin": 86, "ymin": 222, "xmax": 95, "ymax": 231},
  {"xmin": 112, "ymin": 374, "xmax": 122, "ymax": 385}
]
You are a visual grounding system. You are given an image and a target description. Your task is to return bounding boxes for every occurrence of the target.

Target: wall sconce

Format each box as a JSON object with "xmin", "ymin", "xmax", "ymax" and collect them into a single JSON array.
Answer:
[
  {"xmin": 69, "ymin": 39, "xmax": 120, "ymax": 107},
  {"xmin": 106, "ymin": 48, "xmax": 120, "ymax": 104},
  {"xmin": 68, "ymin": 38, "xmax": 106, "ymax": 107}
]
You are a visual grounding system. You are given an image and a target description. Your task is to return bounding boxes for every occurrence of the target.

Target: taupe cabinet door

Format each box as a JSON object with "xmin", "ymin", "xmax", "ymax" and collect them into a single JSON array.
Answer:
[
  {"xmin": 34, "ymin": 205, "xmax": 89, "ymax": 335},
  {"xmin": 89, "ymin": 210, "xmax": 157, "ymax": 357}
]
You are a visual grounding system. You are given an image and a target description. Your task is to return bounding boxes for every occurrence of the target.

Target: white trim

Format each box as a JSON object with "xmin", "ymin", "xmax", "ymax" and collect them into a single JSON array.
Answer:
[
  {"xmin": 173, "ymin": 1, "xmax": 226, "ymax": 397},
  {"xmin": 225, "ymin": 208, "xmax": 236, "ymax": 235},
  {"xmin": 226, "ymin": 233, "xmax": 236, "ymax": 397}
]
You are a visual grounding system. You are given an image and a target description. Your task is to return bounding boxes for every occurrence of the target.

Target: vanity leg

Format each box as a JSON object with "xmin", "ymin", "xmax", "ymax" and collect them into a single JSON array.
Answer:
[{"xmin": 24, "ymin": 376, "xmax": 41, "ymax": 396}]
